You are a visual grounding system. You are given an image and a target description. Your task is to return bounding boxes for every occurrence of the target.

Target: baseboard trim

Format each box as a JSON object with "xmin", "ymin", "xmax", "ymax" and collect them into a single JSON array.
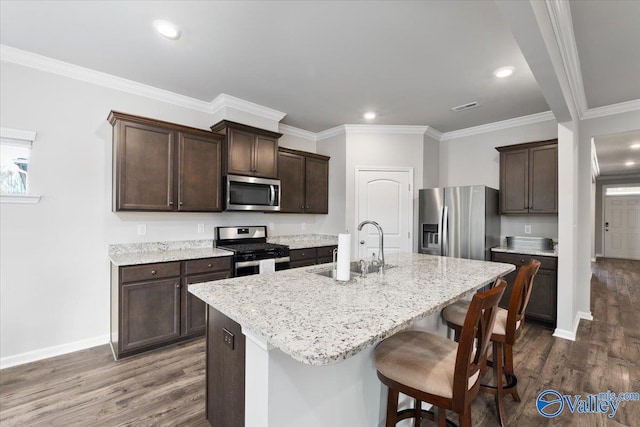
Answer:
[
  {"xmin": 553, "ymin": 312, "xmax": 582, "ymax": 341},
  {"xmin": 0, "ymin": 334, "xmax": 109, "ymax": 370},
  {"xmin": 577, "ymin": 310, "xmax": 593, "ymax": 322}
]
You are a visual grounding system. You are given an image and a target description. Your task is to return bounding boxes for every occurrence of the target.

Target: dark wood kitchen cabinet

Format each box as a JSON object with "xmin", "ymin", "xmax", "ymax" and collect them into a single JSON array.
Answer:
[
  {"xmin": 491, "ymin": 251, "xmax": 557, "ymax": 328},
  {"xmin": 210, "ymin": 120, "xmax": 282, "ymax": 179},
  {"xmin": 278, "ymin": 147, "xmax": 330, "ymax": 214},
  {"xmin": 111, "ymin": 256, "xmax": 232, "ymax": 359},
  {"xmin": 109, "ymin": 111, "xmax": 223, "ymax": 212},
  {"xmin": 496, "ymin": 140, "xmax": 558, "ymax": 214},
  {"xmin": 289, "ymin": 245, "xmax": 338, "ymax": 268}
]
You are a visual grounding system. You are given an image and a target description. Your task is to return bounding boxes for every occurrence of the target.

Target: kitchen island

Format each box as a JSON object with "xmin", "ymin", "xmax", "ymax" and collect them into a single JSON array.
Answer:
[{"xmin": 189, "ymin": 252, "xmax": 514, "ymax": 427}]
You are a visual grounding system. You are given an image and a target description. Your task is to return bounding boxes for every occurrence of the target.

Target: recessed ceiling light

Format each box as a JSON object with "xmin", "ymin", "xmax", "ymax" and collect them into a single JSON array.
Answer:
[
  {"xmin": 625, "ymin": 161, "xmax": 636, "ymax": 166},
  {"xmin": 493, "ymin": 66, "xmax": 515, "ymax": 78},
  {"xmin": 363, "ymin": 112, "xmax": 376, "ymax": 120},
  {"xmin": 153, "ymin": 20, "xmax": 181, "ymax": 40},
  {"xmin": 631, "ymin": 143, "xmax": 640, "ymax": 149}
]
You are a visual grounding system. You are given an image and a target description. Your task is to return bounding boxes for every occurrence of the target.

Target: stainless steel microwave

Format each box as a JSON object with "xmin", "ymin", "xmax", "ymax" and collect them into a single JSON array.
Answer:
[{"xmin": 225, "ymin": 174, "xmax": 281, "ymax": 211}]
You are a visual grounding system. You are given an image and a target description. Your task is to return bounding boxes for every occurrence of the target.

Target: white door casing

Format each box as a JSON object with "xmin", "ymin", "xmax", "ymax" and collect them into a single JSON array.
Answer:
[
  {"xmin": 604, "ymin": 195, "xmax": 640, "ymax": 260},
  {"xmin": 355, "ymin": 168, "xmax": 413, "ymax": 261}
]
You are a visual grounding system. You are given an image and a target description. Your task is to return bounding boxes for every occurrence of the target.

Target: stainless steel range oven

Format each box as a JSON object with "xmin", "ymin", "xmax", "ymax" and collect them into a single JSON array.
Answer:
[{"xmin": 215, "ymin": 226, "xmax": 290, "ymax": 277}]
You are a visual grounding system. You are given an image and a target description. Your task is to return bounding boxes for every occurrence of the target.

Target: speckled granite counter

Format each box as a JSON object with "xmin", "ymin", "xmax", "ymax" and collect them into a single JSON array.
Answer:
[
  {"xmin": 190, "ymin": 252, "xmax": 514, "ymax": 365},
  {"xmin": 267, "ymin": 234, "xmax": 338, "ymax": 249},
  {"xmin": 108, "ymin": 240, "xmax": 233, "ymax": 266},
  {"xmin": 491, "ymin": 245, "xmax": 558, "ymax": 257}
]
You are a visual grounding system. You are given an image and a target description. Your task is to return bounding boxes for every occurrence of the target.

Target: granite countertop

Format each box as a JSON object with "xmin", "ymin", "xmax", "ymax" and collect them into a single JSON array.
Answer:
[
  {"xmin": 491, "ymin": 245, "xmax": 558, "ymax": 257},
  {"xmin": 267, "ymin": 234, "xmax": 338, "ymax": 249},
  {"xmin": 108, "ymin": 240, "xmax": 233, "ymax": 266},
  {"xmin": 189, "ymin": 253, "xmax": 514, "ymax": 366}
]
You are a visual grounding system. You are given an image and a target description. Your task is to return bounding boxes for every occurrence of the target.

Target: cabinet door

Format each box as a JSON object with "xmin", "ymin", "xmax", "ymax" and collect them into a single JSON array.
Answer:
[
  {"xmin": 304, "ymin": 157, "xmax": 329, "ymax": 214},
  {"xmin": 525, "ymin": 269, "xmax": 557, "ymax": 326},
  {"xmin": 499, "ymin": 148, "xmax": 529, "ymax": 214},
  {"xmin": 115, "ymin": 121, "xmax": 175, "ymax": 211},
  {"xmin": 183, "ymin": 270, "xmax": 232, "ymax": 337},
  {"xmin": 528, "ymin": 144, "xmax": 558, "ymax": 214},
  {"xmin": 254, "ymin": 136, "xmax": 278, "ymax": 178},
  {"xmin": 227, "ymin": 128, "xmax": 255, "ymax": 175},
  {"xmin": 120, "ymin": 278, "xmax": 181, "ymax": 352},
  {"xmin": 178, "ymin": 132, "xmax": 223, "ymax": 211},
  {"xmin": 278, "ymin": 151, "xmax": 305, "ymax": 213}
]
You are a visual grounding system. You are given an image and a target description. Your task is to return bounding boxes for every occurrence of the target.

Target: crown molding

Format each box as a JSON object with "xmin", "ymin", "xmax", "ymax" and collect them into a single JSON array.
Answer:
[
  {"xmin": 210, "ymin": 93, "xmax": 286, "ymax": 122},
  {"xmin": 0, "ymin": 127, "xmax": 37, "ymax": 142},
  {"xmin": 440, "ymin": 111, "xmax": 556, "ymax": 141},
  {"xmin": 343, "ymin": 124, "xmax": 430, "ymax": 135},
  {"xmin": 582, "ymin": 99, "xmax": 640, "ymax": 120},
  {"xmin": 0, "ymin": 44, "xmax": 212, "ymax": 113},
  {"xmin": 316, "ymin": 125, "xmax": 346, "ymax": 141},
  {"xmin": 545, "ymin": 0, "xmax": 588, "ymax": 118},
  {"xmin": 424, "ymin": 126, "xmax": 443, "ymax": 141},
  {"xmin": 278, "ymin": 123, "xmax": 317, "ymax": 141}
]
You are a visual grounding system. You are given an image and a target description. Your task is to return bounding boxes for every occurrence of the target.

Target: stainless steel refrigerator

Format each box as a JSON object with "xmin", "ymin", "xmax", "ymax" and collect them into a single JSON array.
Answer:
[{"xmin": 418, "ymin": 186, "xmax": 500, "ymax": 261}]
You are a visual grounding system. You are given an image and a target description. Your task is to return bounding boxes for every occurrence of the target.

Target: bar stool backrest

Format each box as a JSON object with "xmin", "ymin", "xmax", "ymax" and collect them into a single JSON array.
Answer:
[{"xmin": 452, "ymin": 278, "xmax": 506, "ymax": 411}]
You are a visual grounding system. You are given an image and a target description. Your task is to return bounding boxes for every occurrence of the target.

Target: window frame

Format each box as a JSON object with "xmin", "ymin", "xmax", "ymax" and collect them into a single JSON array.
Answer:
[{"xmin": 0, "ymin": 127, "xmax": 41, "ymax": 204}]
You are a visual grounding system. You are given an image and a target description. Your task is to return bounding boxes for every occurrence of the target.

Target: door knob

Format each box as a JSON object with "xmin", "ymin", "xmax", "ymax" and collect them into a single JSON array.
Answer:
[{"xmin": 360, "ymin": 240, "xmax": 365, "ymax": 244}]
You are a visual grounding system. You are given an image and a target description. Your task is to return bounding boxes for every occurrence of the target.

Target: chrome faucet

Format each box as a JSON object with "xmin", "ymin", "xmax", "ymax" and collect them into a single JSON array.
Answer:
[{"xmin": 357, "ymin": 220, "xmax": 385, "ymax": 274}]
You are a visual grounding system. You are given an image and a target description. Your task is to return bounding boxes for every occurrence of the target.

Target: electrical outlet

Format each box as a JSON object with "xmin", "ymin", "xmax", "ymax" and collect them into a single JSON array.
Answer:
[
  {"xmin": 137, "ymin": 224, "xmax": 146, "ymax": 236},
  {"xmin": 222, "ymin": 328, "xmax": 234, "ymax": 350},
  {"xmin": 197, "ymin": 223, "xmax": 205, "ymax": 233},
  {"xmin": 524, "ymin": 225, "xmax": 532, "ymax": 234}
]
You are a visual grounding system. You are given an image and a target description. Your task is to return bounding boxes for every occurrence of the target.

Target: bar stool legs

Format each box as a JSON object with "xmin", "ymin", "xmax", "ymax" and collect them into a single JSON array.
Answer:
[{"xmin": 480, "ymin": 341, "xmax": 521, "ymax": 427}]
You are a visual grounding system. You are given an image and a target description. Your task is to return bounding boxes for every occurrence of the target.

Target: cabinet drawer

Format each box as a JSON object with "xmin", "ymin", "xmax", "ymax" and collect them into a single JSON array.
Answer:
[
  {"xmin": 185, "ymin": 257, "xmax": 232, "ymax": 276},
  {"xmin": 185, "ymin": 270, "xmax": 232, "ymax": 285},
  {"xmin": 290, "ymin": 259, "xmax": 317, "ymax": 269},
  {"xmin": 316, "ymin": 245, "xmax": 337, "ymax": 259},
  {"xmin": 289, "ymin": 248, "xmax": 317, "ymax": 262},
  {"xmin": 121, "ymin": 262, "xmax": 181, "ymax": 283},
  {"xmin": 492, "ymin": 252, "xmax": 557, "ymax": 271}
]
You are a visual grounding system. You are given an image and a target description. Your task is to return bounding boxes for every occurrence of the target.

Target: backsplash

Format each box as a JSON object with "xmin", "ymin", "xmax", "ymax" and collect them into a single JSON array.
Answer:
[{"xmin": 500, "ymin": 215, "xmax": 558, "ymax": 240}]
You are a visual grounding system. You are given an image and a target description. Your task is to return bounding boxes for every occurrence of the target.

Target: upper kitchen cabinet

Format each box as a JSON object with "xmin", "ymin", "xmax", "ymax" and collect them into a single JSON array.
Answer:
[
  {"xmin": 210, "ymin": 120, "xmax": 282, "ymax": 179},
  {"xmin": 496, "ymin": 139, "xmax": 558, "ymax": 214},
  {"xmin": 109, "ymin": 111, "xmax": 223, "ymax": 212},
  {"xmin": 278, "ymin": 147, "xmax": 330, "ymax": 214}
]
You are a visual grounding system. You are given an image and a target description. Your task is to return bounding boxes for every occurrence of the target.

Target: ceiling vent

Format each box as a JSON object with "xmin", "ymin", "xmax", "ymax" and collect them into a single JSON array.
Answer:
[{"xmin": 452, "ymin": 101, "xmax": 479, "ymax": 112}]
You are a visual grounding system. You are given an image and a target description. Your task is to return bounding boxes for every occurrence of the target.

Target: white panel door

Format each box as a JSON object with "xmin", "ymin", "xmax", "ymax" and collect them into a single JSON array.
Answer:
[
  {"xmin": 604, "ymin": 195, "xmax": 640, "ymax": 260},
  {"xmin": 356, "ymin": 169, "xmax": 412, "ymax": 261}
]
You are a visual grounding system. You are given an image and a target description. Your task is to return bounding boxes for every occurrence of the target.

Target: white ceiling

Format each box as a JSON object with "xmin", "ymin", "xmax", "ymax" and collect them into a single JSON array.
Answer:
[
  {"xmin": 594, "ymin": 130, "xmax": 640, "ymax": 176},
  {"xmin": 570, "ymin": 0, "xmax": 640, "ymax": 109},
  {"xmin": 1, "ymin": 0, "xmax": 639, "ymax": 175},
  {"xmin": 0, "ymin": 0, "xmax": 550, "ymax": 133}
]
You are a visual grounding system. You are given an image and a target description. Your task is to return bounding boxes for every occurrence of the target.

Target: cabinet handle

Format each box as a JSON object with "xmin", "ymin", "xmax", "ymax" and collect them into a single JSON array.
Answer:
[
  {"xmin": 207, "ymin": 263, "xmax": 213, "ymax": 268},
  {"xmin": 306, "ymin": 205, "xmax": 310, "ymax": 209},
  {"xmin": 176, "ymin": 284, "xmax": 181, "ymax": 288},
  {"xmin": 179, "ymin": 201, "xmax": 183, "ymax": 205},
  {"xmin": 169, "ymin": 201, "xmax": 174, "ymax": 205},
  {"xmin": 520, "ymin": 259, "xmax": 525, "ymax": 264},
  {"xmin": 151, "ymin": 270, "xmax": 157, "ymax": 275},
  {"xmin": 301, "ymin": 205, "xmax": 305, "ymax": 210}
]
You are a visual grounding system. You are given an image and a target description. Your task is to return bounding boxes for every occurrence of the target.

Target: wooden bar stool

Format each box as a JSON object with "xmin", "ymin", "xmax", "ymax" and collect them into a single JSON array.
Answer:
[
  {"xmin": 374, "ymin": 278, "xmax": 506, "ymax": 427},
  {"xmin": 442, "ymin": 259, "xmax": 541, "ymax": 426}
]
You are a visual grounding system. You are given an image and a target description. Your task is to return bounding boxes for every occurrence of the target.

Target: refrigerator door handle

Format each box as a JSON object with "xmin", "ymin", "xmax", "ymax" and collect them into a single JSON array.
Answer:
[{"xmin": 442, "ymin": 205, "xmax": 449, "ymax": 256}]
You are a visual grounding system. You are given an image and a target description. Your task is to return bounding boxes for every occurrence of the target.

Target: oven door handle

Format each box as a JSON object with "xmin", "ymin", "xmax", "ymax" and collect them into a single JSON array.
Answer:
[{"xmin": 235, "ymin": 256, "xmax": 290, "ymax": 268}]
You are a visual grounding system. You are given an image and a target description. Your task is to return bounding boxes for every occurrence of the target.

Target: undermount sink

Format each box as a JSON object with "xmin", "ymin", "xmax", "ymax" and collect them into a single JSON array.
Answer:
[{"xmin": 314, "ymin": 261, "xmax": 393, "ymax": 280}]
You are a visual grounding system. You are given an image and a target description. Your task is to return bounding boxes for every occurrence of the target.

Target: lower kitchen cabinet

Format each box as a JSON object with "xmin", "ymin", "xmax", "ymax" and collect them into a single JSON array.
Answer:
[
  {"xmin": 111, "ymin": 256, "xmax": 232, "ymax": 359},
  {"xmin": 491, "ymin": 251, "xmax": 557, "ymax": 328},
  {"xmin": 289, "ymin": 245, "xmax": 337, "ymax": 268}
]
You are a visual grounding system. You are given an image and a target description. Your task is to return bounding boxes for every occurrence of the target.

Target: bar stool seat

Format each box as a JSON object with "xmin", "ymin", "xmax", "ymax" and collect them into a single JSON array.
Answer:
[
  {"xmin": 376, "ymin": 331, "xmax": 479, "ymax": 399},
  {"xmin": 443, "ymin": 302, "xmax": 519, "ymax": 337}
]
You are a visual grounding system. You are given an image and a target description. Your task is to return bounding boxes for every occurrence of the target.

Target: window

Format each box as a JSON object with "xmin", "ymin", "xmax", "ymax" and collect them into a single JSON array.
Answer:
[
  {"xmin": 605, "ymin": 186, "xmax": 640, "ymax": 196},
  {"xmin": 0, "ymin": 127, "xmax": 40, "ymax": 203}
]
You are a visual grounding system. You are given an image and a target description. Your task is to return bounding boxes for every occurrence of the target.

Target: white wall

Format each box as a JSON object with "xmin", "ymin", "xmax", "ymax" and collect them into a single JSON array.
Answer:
[
  {"xmin": 423, "ymin": 133, "xmax": 439, "ymax": 189},
  {"xmin": 315, "ymin": 133, "xmax": 347, "ymax": 235},
  {"xmin": 439, "ymin": 119, "xmax": 559, "ymax": 239},
  {"xmin": 345, "ymin": 132, "xmax": 425, "ymax": 254},
  {"xmin": 0, "ymin": 61, "xmax": 321, "ymax": 364}
]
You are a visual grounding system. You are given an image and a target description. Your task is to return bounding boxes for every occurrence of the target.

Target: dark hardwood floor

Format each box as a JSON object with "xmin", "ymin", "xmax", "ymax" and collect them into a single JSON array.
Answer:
[{"xmin": 0, "ymin": 258, "xmax": 638, "ymax": 426}]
